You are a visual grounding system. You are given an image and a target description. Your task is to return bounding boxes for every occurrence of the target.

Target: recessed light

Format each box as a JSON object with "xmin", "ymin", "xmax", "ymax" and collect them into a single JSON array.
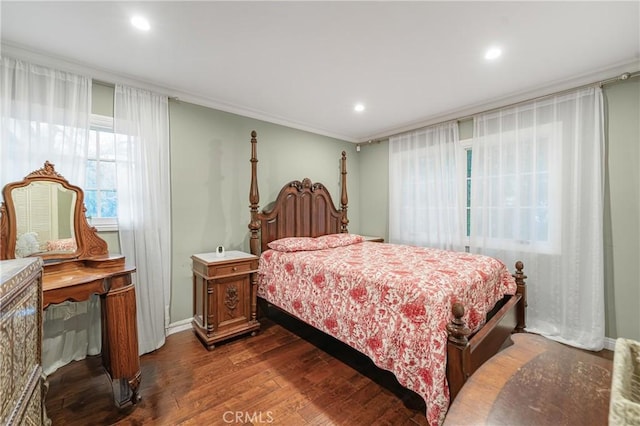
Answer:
[
  {"xmin": 131, "ymin": 15, "xmax": 150, "ymax": 31},
  {"xmin": 485, "ymin": 47, "xmax": 502, "ymax": 60},
  {"xmin": 354, "ymin": 103, "xmax": 365, "ymax": 112}
]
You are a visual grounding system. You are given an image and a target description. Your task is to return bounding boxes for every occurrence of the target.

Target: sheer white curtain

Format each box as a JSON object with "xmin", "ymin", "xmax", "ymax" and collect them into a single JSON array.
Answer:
[
  {"xmin": 114, "ymin": 85, "xmax": 171, "ymax": 355},
  {"xmin": 389, "ymin": 121, "xmax": 464, "ymax": 250},
  {"xmin": 470, "ymin": 86, "xmax": 605, "ymax": 350},
  {"xmin": 0, "ymin": 57, "xmax": 101, "ymax": 374}
]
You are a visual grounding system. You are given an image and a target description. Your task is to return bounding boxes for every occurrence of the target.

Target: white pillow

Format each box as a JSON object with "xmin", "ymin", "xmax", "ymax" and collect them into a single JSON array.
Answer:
[{"xmin": 15, "ymin": 232, "xmax": 40, "ymax": 258}]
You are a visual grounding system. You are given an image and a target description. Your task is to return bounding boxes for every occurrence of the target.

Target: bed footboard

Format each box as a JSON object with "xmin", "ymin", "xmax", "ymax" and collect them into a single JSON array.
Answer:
[{"xmin": 446, "ymin": 261, "xmax": 527, "ymax": 401}]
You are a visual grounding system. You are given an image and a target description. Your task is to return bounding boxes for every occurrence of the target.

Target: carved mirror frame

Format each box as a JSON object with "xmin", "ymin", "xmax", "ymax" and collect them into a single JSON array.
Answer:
[{"xmin": 0, "ymin": 161, "xmax": 108, "ymax": 261}]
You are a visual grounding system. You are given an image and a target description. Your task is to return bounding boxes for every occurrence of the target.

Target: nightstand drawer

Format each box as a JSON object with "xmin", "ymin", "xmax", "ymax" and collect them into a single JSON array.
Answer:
[{"xmin": 211, "ymin": 260, "xmax": 256, "ymax": 277}]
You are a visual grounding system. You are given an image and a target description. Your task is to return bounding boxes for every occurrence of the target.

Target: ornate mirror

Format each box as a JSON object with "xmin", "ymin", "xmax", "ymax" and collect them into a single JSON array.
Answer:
[{"xmin": 0, "ymin": 161, "xmax": 108, "ymax": 261}]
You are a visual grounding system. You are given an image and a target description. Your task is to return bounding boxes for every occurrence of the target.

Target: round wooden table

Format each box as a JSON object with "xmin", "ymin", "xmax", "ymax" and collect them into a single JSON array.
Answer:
[{"xmin": 444, "ymin": 333, "xmax": 612, "ymax": 425}]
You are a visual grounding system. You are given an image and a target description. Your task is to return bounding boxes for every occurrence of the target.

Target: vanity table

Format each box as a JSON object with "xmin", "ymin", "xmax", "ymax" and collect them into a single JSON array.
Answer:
[
  {"xmin": 41, "ymin": 255, "xmax": 140, "ymax": 407},
  {"xmin": 0, "ymin": 161, "xmax": 141, "ymax": 408}
]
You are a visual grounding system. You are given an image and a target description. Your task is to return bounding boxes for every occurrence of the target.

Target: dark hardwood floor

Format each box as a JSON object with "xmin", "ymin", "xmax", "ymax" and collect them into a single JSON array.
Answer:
[
  {"xmin": 45, "ymin": 311, "xmax": 428, "ymax": 425},
  {"xmin": 444, "ymin": 333, "xmax": 614, "ymax": 425},
  {"xmin": 45, "ymin": 310, "xmax": 614, "ymax": 426}
]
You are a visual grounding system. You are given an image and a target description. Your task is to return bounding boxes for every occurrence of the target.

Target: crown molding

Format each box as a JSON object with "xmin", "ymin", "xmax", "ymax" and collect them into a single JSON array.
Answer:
[
  {"xmin": 3, "ymin": 42, "xmax": 636, "ymax": 145},
  {"xmin": 1, "ymin": 42, "xmax": 356, "ymax": 143},
  {"xmin": 360, "ymin": 57, "xmax": 640, "ymax": 143}
]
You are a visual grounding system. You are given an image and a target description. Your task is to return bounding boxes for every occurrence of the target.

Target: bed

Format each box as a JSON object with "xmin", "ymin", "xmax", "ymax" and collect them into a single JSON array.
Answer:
[{"xmin": 247, "ymin": 131, "xmax": 527, "ymax": 425}]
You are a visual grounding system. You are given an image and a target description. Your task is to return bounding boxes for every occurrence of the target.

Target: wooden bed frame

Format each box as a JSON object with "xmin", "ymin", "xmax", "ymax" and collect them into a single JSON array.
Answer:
[{"xmin": 247, "ymin": 130, "xmax": 527, "ymax": 403}]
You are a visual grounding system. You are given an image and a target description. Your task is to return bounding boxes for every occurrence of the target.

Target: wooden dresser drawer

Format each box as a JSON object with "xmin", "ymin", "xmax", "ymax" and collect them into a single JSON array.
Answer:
[
  {"xmin": 1, "ymin": 284, "xmax": 39, "ymax": 403},
  {"xmin": 0, "ymin": 258, "xmax": 46, "ymax": 426}
]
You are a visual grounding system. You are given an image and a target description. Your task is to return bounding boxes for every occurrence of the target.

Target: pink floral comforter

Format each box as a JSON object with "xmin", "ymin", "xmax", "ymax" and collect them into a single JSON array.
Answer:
[{"xmin": 257, "ymin": 238, "xmax": 516, "ymax": 425}]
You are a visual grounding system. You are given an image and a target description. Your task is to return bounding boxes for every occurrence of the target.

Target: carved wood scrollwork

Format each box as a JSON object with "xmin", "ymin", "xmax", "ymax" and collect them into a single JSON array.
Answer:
[
  {"xmin": 27, "ymin": 161, "xmax": 65, "ymax": 179},
  {"xmin": 0, "ymin": 203, "xmax": 9, "ymax": 260},
  {"xmin": 288, "ymin": 178, "xmax": 326, "ymax": 193},
  {"xmin": 248, "ymin": 131, "xmax": 350, "ymax": 255},
  {"xmin": 224, "ymin": 285, "xmax": 239, "ymax": 315},
  {"xmin": 0, "ymin": 161, "xmax": 109, "ymax": 261}
]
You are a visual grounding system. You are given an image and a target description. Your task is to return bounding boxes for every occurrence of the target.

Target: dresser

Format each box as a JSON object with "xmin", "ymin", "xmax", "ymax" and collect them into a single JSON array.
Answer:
[
  {"xmin": 191, "ymin": 251, "xmax": 260, "ymax": 350},
  {"xmin": 1, "ymin": 257, "xmax": 48, "ymax": 426}
]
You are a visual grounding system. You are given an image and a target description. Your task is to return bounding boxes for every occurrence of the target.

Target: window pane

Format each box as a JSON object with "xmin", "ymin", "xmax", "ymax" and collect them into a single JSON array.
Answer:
[
  {"xmin": 537, "ymin": 173, "xmax": 549, "ymax": 206},
  {"xmin": 100, "ymin": 191, "xmax": 118, "ymax": 218},
  {"xmin": 519, "ymin": 208, "xmax": 532, "ymax": 241},
  {"xmin": 537, "ymin": 138, "xmax": 549, "ymax": 172},
  {"xmin": 466, "ymin": 149, "xmax": 472, "ymax": 238},
  {"xmin": 116, "ymin": 134, "xmax": 130, "ymax": 162},
  {"xmin": 86, "ymin": 160, "xmax": 97, "ymax": 188},
  {"xmin": 85, "ymin": 190, "xmax": 98, "ymax": 218},
  {"xmin": 520, "ymin": 176, "xmax": 533, "ymax": 206},
  {"xmin": 89, "ymin": 130, "xmax": 98, "ymax": 158},
  {"xmin": 100, "ymin": 132, "xmax": 116, "ymax": 160},
  {"xmin": 535, "ymin": 208, "xmax": 549, "ymax": 241},
  {"xmin": 100, "ymin": 162, "xmax": 117, "ymax": 190},
  {"xmin": 90, "ymin": 116, "xmax": 120, "ymax": 224}
]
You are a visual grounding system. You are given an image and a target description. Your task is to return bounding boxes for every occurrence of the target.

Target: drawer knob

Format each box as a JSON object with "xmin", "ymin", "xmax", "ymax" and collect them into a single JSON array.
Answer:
[{"xmin": 232, "ymin": 266, "xmax": 237, "ymax": 271}]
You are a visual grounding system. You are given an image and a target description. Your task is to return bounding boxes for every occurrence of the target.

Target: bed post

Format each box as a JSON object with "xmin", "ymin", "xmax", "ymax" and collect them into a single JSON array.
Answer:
[
  {"xmin": 340, "ymin": 151, "xmax": 349, "ymax": 233},
  {"xmin": 249, "ymin": 130, "xmax": 261, "ymax": 256},
  {"xmin": 446, "ymin": 262, "xmax": 526, "ymax": 401},
  {"xmin": 513, "ymin": 260, "xmax": 527, "ymax": 333},
  {"xmin": 446, "ymin": 303, "xmax": 471, "ymax": 401}
]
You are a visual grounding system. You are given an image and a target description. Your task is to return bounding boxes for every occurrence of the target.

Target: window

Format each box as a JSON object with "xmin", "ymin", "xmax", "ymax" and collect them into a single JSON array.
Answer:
[
  {"xmin": 454, "ymin": 139, "xmax": 473, "ymax": 251},
  {"xmin": 87, "ymin": 115, "xmax": 118, "ymax": 231},
  {"xmin": 389, "ymin": 125, "xmax": 463, "ymax": 249},
  {"xmin": 459, "ymin": 139, "xmax": 472, "ymax": 240},
  {"xmin": 465, "ymin": 123, "xmax": 561, "ymax": 254}
]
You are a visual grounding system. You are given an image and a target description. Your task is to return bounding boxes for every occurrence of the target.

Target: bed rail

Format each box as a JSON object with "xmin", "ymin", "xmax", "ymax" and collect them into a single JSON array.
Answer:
[{"xmin": 446, "ymin": 261, "xmax": 527, "ymax": 401}]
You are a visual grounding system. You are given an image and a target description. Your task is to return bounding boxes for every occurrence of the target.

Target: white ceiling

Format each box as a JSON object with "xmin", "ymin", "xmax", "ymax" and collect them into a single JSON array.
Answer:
[{"xmin": 1, "ymin": 1, "xmax": 639, "ymax": 142}]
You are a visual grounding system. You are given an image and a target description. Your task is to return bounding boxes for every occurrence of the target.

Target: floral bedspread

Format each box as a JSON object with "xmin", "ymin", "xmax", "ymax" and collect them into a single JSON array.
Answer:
[{"xmin": 257, "ymin": 239, "xmax": 516, "ymax": 425}]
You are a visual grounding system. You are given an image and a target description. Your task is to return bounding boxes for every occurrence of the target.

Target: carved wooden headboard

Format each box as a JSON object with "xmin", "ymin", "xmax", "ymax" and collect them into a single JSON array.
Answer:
[{"xmin": 248, "ymin": 131, "xmax": 349, "ymax": 255}]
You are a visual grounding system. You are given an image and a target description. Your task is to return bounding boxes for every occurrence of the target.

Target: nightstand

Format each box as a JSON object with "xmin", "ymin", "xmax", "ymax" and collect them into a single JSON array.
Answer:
[
  {"xmin": 362, "ymin": 235, "xmax": 384, "ymax": 243},
  {"xmin": 191, "ymin": 251, "xmax": 260, "ymax": 350}
]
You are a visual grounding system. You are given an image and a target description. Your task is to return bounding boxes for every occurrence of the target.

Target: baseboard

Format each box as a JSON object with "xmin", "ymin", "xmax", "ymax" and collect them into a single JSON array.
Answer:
[
  {"xmin": 166, "ymin": 318, "xmax": 192, "ymax": 336},
  {"xmin": 604, "ymin": 336, "xmax": 616, "ymax": 351}
]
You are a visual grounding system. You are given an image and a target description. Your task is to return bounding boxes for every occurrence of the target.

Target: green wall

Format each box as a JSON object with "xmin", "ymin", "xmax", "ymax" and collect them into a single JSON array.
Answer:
[
  {"xmin": 89, "ymin": 85, "xmax": 359, "ymax": 323},
  {"xmin": 92, "ymin": 77, "xmax": 639, "ymax": 340},
  {"xmin": 603, "ymin": 78, "xmax": 640, "ymax": 340},
  {"xmin": 92, "ymin": 82, "xmax": 114, "ymax": 116},
  {"xmin": 356, "ymin": 141, "xmax": 388, "ymax": 238},
  {"xmin": 357, "ymin": 78, "xmax": 640, "ymax": 341},
  {"xmin": 168, "ymin": 101, "xmax": 359, "ymax": 321}
]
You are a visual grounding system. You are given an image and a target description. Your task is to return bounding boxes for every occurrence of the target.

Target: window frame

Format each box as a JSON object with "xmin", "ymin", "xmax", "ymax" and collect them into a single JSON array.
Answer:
[
  {"xmin": 87, "ymin": 114, "xmax": 118, "ymax": 232},
  {"xmin": 458, "ymin": 138, "xmax": 473, "ymax": 249}
]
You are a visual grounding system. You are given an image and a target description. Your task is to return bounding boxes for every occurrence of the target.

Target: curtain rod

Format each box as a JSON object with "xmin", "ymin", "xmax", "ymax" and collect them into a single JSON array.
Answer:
[
  {"xmin": 453, "ymin": 71, "xmax": 639, "ymax": 123},
  {"xmin": 92, "ymin": 79, "xmax": 180, "ymax": 101},
  {"xmin": 364, "ymin": 70, "xmax": 639, "ymax": 145}
]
